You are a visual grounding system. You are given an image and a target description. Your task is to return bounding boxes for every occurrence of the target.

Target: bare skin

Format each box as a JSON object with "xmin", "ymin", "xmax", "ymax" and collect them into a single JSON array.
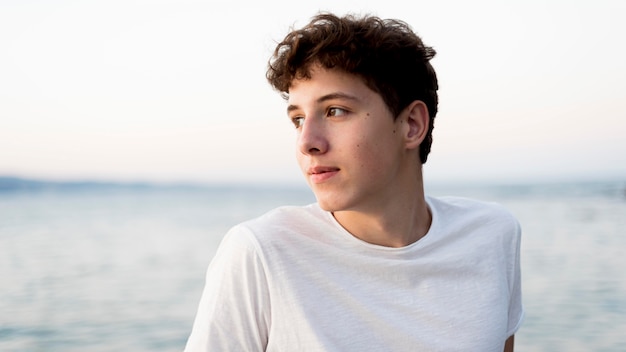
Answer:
[
  {"xmin": 288, "ymin": 65, "xmax": 515, "ymax": 350},
  {"xmin": 504, "ymin": 335, "xmax": 515, "ymax": 352},
  {"xmin": 289, "ymin": 65, "xmax": 431, "ymax": 247}
]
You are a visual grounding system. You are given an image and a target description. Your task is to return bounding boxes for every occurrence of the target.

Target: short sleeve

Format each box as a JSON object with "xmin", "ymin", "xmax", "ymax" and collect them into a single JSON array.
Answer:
[
  {"xmin": 184, "ymin": 225, "xmax": 271, "ymax": 352},
  {"xmin": 506, "ymin": 219, "xmax": 524, "ymax": 336}
]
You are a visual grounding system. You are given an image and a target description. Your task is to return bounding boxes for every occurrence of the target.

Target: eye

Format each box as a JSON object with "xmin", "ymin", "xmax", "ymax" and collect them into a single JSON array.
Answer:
[
  {"xmin": 327, "ymin": 107, "xmax": 348, "ymax": 117},
  {"xmin": 291, "ymin": 116, "xmax": 304, "ymax": 128}
]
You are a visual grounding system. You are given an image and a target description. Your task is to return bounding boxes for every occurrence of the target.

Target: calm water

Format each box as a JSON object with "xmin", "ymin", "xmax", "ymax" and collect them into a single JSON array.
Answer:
[{"xmin": 0, "ymin": 180, "xmax": 625, "ymax": 351}]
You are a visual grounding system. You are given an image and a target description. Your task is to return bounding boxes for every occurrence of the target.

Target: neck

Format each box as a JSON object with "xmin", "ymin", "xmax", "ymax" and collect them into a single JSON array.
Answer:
[{"xmin": 332, "ymin": 174, "xmax": 432, "ymax": 248}]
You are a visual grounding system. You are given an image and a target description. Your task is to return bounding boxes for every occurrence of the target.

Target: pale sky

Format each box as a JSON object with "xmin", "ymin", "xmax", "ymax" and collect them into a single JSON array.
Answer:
[{"xmin": 1, "ymin": 0, "xmax": 625, "ymax": 186}]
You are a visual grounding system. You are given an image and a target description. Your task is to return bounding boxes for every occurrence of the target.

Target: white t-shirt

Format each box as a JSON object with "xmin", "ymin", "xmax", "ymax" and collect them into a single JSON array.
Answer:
[{"xmin": 184, "ymin": 196, "xmax": 524, "ymax": 352}]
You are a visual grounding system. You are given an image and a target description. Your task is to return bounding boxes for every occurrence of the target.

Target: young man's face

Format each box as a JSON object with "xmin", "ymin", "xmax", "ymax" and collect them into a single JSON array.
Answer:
[{"xmin": 287, "ymin": 66, "xmax": 411, "ymax": 213}]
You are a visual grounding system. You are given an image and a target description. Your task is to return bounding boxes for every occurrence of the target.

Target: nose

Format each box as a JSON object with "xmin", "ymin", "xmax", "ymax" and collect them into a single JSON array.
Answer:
[{"xmin": 298, "ymin": 117, "xmax": 329, "ymax": 155}]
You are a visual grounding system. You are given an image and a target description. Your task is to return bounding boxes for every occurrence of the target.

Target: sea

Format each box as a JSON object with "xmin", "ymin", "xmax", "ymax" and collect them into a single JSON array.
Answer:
[{"xmin": 1, "ymin": 178, "xmax": 625, "ymax": 351}]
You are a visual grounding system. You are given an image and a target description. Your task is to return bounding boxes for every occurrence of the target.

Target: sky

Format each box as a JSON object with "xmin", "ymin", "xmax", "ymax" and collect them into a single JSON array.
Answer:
[{"xmin": 1, "ymin": 0, "xmax": 625, "ymax": 186}]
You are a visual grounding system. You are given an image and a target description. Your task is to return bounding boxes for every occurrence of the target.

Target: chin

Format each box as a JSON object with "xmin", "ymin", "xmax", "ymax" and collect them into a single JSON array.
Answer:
[
  {"xmin": 314, "ymin": 193, "xmax": 350, "ymax": 213},
  {"xmin": 316, "ymin": 200, "xmax": 336, "ymax": 212},
  {"xmin": 309, "ymin": 183, "xmax": 356, "ymax": 212}
]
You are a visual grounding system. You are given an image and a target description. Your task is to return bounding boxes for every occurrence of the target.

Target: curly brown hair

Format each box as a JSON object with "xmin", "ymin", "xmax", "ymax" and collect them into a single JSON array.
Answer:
[{"xmin": 267, "ymin": 12, "xmax": 439, "ymax": 163}]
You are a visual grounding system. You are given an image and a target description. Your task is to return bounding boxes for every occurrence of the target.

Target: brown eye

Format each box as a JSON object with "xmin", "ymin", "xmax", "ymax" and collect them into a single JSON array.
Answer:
[
  {"xmin": 327, "ymin": 107, "xmax": 347, "ymax": 117},
  {"xmin": 291, "ymin": 116, "xmax": 304, "ymax": 128}
]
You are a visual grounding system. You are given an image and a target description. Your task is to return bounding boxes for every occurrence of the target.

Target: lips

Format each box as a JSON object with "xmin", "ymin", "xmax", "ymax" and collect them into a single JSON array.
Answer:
[{"xmin": 307, "ymin": 166, "xmax": 340, "ymax": 183}]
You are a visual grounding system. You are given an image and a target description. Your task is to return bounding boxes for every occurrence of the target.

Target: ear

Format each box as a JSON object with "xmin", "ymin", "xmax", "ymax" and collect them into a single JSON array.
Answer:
[{"xmin": 401, "ymin": 100, "xmax": 429, "ymax": 150}]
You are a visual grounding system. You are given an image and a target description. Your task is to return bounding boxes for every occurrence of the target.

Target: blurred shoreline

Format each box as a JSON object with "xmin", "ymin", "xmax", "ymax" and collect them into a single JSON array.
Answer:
[{"xmin": 1, "ymin": 175, "xmax": 624, "ymax": 200}]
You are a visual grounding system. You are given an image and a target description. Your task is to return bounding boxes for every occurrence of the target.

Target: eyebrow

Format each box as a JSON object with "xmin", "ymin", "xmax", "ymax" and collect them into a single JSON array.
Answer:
[{"xmin": 287, "ymin": 92, "xmax": 361, "ymax": 113}]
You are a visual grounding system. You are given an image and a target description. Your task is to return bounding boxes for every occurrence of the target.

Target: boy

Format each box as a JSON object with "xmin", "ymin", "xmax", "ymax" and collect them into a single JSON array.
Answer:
[{"xmin": 184, "ymin": 12, "xmax": 523, "ymax": 351}]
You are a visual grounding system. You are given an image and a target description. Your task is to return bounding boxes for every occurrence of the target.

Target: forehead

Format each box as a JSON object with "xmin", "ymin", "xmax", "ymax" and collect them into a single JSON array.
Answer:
[{"xmin": 287, "ymin": 66, "xmax": 375, "ymax": 105}]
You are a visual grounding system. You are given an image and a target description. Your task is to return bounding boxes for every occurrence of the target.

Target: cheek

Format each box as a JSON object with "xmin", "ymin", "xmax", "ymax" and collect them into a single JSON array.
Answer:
[
  {"xmin": 350, "ymin": 136, "xmax": 387, "ymax": 172},
  {"xmin": 358, "ymin": 133, "xmax": 401, "ymax": 174},
  {"xmin": 295, "ymin": 150, "xmax": 306, "ymax": 171}
]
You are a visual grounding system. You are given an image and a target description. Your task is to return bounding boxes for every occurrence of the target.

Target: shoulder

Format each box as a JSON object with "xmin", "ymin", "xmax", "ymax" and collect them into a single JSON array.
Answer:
[
  {"xmin": 215, "ymin": 203, "xmax": 341, "ymax": 272},
  {"xmin": 427, "ymin": 195, "xmax": 511, "ymax": 213},
  {"xmin": 425, "ymin": 196, "xmax": 522, "ymax": 282},
  {"xmin": 239, "ymin": 203, "xmax": 328, "ymax": 233},
  {"xmin": 224, "ymin": 203, "xmax": 331, "ymax": 249},
  {"xmin": 209, "ymin": 205, "xmax": 324, "ymax": 273},
  {"xmin": 426, "ymin": 195, "xmax": 521, "ymax": 246},
  {"xmin": 428, "ymin": 195, "xmax": 519, "ymax": 227}
]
